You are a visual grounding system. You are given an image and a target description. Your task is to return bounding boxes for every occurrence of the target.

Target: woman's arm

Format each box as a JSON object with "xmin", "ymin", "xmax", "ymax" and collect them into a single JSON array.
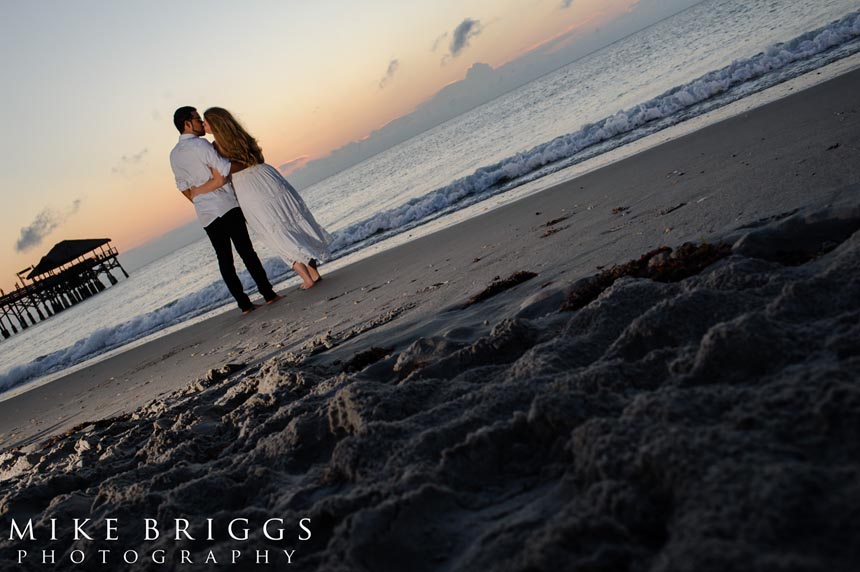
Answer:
[{"xmin": 186, "ymin": 167, "xmax": 227, "ymax": 199}]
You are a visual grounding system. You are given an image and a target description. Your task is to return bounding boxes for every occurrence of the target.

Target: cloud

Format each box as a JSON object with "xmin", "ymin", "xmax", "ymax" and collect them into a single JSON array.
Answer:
[
  {"xmin": 279, "ymin": 155, "xmax": 312, "ymax": 175},
  {"xmin": 121, "ymin": 148, "xmax": 149, "ymax": 164},
  {"xmin": 112, "ymin": 148, "xmax": 149, "ymax": 175},
  {"xmin": 561, "ymin": 0, "xmax": 574, "ymax": 7},
  {"xmin": 449, "ymin": 18, "xmax": 482, "ymax": 57},
  {"xmin": 15, "ymin": 199, "xmax": 83, "ymax": 253},
  {"xmin": 431, "ymin": 32, "xmax": 448, "ymax": 52},
  {"xmin": 378, "ymin": 59, "xmax": 400, "ymax": 89}
]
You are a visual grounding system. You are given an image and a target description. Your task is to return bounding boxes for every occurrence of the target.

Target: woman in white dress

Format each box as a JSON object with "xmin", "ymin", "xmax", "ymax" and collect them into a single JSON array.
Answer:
[{"xmin": 190, "ymin": 107, "xmax": 331, "ymax": 289}]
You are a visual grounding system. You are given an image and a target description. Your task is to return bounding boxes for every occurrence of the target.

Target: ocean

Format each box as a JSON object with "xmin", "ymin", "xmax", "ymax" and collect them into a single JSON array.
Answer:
[{"xmin": 2, "ymin": 0, "xmax": 859, "ymax": 398}]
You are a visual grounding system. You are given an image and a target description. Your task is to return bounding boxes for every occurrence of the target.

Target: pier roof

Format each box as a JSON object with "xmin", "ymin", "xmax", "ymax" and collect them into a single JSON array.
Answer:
[{"xmin": 27, "ymin": 239, "xmax": 112, "ymax": 279}]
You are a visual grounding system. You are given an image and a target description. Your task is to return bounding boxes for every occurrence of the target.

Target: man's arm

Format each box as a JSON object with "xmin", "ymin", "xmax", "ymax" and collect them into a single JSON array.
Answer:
[{"xmin": 170, "ymin": 149, "xmax": 196, "ymax": 204}]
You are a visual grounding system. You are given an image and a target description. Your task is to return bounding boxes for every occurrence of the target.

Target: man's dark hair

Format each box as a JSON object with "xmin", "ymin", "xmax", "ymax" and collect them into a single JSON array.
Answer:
[{"xmin": 173, "ymin": 106, "xmax": 197, "ymax": 133}]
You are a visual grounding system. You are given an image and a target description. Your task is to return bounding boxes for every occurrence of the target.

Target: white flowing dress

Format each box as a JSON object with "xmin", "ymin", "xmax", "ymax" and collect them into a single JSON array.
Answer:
[{"xmin": 232, "ymin": 163, "xmax": 332, "ymax": 266}]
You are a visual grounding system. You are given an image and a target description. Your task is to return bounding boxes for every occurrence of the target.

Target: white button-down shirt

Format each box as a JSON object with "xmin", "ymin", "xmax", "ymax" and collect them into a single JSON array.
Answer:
[{"xmin": 169, "ymin": 134, "xmax": 239, "ymax": 228}]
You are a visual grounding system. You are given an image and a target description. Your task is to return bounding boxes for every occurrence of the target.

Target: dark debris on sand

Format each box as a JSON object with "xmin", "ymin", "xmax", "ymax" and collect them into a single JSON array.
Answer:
[
  {"xmin": 544, "ymin": 215, "xmax": 570, "ymax": 226},
  {"xmin": 464, "ymin": 271, "xmax": 539, "ymax": 308},
  {"xmin": 561, "ymin": 242, "xmax": 732, "ymax": 312},
  {"xmin": 541, "ymin": 227, "xmax": 565, "ymax": 238},
  {"xmin": 659, "ymin": 202, "xmax": 687, "ymax": 215}
]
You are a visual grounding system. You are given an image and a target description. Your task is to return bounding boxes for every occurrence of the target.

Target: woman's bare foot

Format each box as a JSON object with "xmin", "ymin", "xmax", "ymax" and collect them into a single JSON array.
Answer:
[
  {"xmin": 307, "ymin": 258, "xmax": 322, "ymax": 282},
  {"xmin": 292, "ymin": 262, "xmax": 316, "ymax": 289}
]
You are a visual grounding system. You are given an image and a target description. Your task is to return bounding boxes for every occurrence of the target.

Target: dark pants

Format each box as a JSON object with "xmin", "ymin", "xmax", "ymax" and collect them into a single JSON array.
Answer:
[{"xmin": 204, "ymin": 207, "xmax": 277, "ymax": 311}]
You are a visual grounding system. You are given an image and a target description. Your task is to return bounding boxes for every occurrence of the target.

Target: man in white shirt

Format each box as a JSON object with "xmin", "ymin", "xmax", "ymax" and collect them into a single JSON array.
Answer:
[{"xmin": 169, "ymin": 106, "xmax": 279, "ymax": 314}]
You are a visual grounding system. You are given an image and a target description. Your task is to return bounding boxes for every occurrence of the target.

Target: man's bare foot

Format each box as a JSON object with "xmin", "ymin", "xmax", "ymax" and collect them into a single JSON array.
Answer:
[
  {"xmin": 241, "ymin": 304, "xmax": 260, "ymax": 315},
  {"xmin": 265, "ymin": 294, "xmax": 284, "ymax": 304}
]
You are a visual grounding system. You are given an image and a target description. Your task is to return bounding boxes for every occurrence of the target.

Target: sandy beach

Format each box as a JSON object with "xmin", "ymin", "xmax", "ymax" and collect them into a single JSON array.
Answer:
[{"xmin": 1, "ymin": 66, "xmax": 858, "ymax": 570}]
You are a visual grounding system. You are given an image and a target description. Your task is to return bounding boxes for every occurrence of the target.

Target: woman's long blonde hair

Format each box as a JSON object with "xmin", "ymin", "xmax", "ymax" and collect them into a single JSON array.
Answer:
[{"xmin": 203, "ymin": 107, "xmax": 265, "ymax": 166}]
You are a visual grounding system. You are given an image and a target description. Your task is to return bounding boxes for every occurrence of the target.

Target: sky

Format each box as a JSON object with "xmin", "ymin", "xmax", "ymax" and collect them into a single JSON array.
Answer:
[{"xmin": 0, "ymin": 0, "xmax": 701, "ymax": 293}]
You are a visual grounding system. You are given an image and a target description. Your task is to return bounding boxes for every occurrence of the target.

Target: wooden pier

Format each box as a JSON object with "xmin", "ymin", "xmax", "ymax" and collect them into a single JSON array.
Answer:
[{"xmin": 0, "ymin": 239, "xmax": 128, "ymax": 340}]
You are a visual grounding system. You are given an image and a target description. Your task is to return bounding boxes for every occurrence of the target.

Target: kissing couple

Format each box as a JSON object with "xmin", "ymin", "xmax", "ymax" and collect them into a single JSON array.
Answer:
[{"xmin": 170, "ymin": 106, "xmax": 331, "ymax": 314}]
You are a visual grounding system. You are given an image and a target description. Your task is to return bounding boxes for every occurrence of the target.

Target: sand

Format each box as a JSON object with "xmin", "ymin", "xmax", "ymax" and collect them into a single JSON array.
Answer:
[{"xmin": 0, "ymin": 67, "xmax": 858, "ymax": 571}]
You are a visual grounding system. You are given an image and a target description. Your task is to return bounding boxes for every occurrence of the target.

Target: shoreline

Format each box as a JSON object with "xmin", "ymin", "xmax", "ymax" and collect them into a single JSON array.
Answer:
[{"xmin": 1, "ymin": 64, "xmax": 858, "ymax": 452}]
